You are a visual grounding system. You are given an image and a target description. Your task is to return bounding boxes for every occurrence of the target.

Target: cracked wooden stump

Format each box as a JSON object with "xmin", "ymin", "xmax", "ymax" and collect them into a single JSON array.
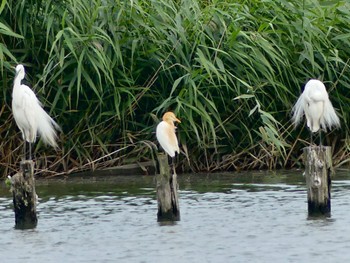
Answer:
[
  {"xmin": 10, "ymin": 160, "xmax": 37, "ymax": 229},
  {"xmin": 303, "ymin": 146, "xmax": 332, "ymax": 216},
  {"xmin": 156, "ymin": 153, "xmax": 180, "ymax": 222}
]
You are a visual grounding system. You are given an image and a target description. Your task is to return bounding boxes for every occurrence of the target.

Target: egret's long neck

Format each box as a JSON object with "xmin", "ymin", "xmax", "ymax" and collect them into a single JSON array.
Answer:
[
  {"xmin": 13, "ymin": 76, "xmax": 22, "ymax": 91},
  {"xmin": 165, "ymin": 119, "xmax": 175, "ymax": 128}
]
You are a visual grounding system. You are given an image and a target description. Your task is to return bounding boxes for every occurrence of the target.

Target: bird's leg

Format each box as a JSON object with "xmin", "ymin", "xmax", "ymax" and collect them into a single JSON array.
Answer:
[
  {"xmin": 28, "ymin": 142, "xmax": 32, "ymax": 160},
  {"xmin": 319, "ymin": 130, "xmax": 322, "ymax": 147},
  {"xmin": 23, "ymin": 140, "xmax": 27, "ymax": 161},
  {"xmin": 167, "ymin": 155, "xmax": 172, "ymax": 167},
  {"xmin": 166, "ymin": 155, "xmax": 175, "ymax": 174},
  {"xmin": 310, "ymin": 131, "xmax": 313, "ymax": 147},
  {"xmin": 171, "ymin": 157, "xmax": 176, "ymax": 176}
]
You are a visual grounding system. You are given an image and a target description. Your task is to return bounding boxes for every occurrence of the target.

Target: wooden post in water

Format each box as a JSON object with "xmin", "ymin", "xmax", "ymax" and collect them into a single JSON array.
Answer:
[
  {"xmin": 156, "ymin": 153, "xmax": 180, "ymax": 221},
  {"xmin": 303, "ymin": 146, "xmax": 332, "ymax": 216},
  {"xmin": 10, "ymin": 160, "xmax": 37, "ymax": 229}
]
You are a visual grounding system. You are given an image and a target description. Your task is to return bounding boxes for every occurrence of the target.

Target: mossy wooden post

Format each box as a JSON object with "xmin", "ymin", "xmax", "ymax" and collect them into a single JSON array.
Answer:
[
  {"xmin": 156, "ymin": 153, "xmax": 180, "ymax": 222},
  {"xmin": 11, "ymin": 160, "xmax": 37, "ymax": 229},
  {"xmin": 303, "ymin": 146, "xmax": 332, "ymax": 216}
]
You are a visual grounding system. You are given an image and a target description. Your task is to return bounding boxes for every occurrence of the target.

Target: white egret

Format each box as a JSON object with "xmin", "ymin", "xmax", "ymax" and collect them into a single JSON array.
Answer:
[
  {"xmin": 292, "ymin": 79, "xmax": 340, "ymax": 144},
  {"xmin": 12, "ymin": 64, "xmax": 60, "ymax": 159},
  {"xmin": 156, "ymin": 112, "xmax": 181, "ymax": 172}
]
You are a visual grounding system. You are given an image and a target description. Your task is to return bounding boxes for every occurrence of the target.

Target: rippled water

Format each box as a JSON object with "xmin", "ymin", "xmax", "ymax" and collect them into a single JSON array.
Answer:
[{"xmin": 1, "ymin": 170, "xmax": 350, "ymax": 262}]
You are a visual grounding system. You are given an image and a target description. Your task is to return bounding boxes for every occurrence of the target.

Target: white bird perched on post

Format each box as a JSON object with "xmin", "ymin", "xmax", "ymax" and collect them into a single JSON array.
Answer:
[
  {"xmin": 12, "ymin": 64, "xmax": 60, "ymax": 160},
  {"xmin": 156, "ymin": 112, "xmax": 181, "ymax": 172},
  {"xmin": 291, "ymin": 79, "xmax": 340, "ymax": 143}
]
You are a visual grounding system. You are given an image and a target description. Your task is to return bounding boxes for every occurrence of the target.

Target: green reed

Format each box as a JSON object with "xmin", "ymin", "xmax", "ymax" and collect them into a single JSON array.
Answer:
[{"xmin": 1, "ymin": 0, "xmax": 350, "ymax": 176}]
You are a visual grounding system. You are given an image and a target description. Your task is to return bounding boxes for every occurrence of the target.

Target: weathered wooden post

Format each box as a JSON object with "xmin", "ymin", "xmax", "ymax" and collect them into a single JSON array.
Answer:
[
  {"xmin": 303, "ymin": 146, "xmax": 332, "ymax": 216},
  {"xmin": 10, "ymin": 160, "xmax": 37, "ymax": 229},
  {"xmin": 156, "ymin": 153, "xmax": 180, "ymax": 222}
]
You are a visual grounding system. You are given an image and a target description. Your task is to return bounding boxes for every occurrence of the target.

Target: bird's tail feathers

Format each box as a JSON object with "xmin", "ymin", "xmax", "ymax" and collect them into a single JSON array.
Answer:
[
  {"xmin": 291, "ymin": 95, "xmax": 304, "ymax": 128},
  {"xmin": 36, "ymin": 107, "xmax": 60, "ymax": 148},
  {"xmin": 321, "ymin": 100, "xmax": 341, "ymax": 131}
]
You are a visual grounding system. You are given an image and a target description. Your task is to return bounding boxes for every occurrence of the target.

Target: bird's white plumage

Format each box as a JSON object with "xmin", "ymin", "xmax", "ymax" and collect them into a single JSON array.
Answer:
[
  {"xmin": 156, "ymin": 112, "xmax": 180, "ymax": 158},
  {"xmin": 292, "ymin": 79, "xmax": 340, "ymax": 132},
  {"xmin": 156, "ymin": 122, "xmax": 179, "ymax": 157},
  {"xmin": 12, "ymin": 64, "xmax": 60, "ymax": 148}
]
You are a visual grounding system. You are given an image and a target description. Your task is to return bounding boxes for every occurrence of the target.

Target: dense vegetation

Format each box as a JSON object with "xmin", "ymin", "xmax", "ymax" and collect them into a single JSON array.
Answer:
[{"xmin": 1, "ymin": 0, "xmax": 350, "ymax": 177}]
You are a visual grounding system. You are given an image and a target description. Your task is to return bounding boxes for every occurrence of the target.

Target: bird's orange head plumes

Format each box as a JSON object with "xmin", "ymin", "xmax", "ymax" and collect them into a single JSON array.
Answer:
[{"xmin": 162, "ymin": 112, "xmax": 181, "ymax": 124}]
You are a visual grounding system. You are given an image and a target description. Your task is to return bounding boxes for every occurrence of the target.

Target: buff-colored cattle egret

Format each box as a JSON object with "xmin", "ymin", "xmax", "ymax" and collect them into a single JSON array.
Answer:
[
  {"xmin": 156, "ymin": 111, "xmax": 181, "ymax": 175},
  {"xmin": 156, "ymin": 112, "xmax": 181, "ymax": 158},
  {"xmin": 292, "ymin": 79, "xmax": 340, "ymax": 144},
  {"xmin": 12, "ymin": 64, "xmax": 60, "ymax": 159}
]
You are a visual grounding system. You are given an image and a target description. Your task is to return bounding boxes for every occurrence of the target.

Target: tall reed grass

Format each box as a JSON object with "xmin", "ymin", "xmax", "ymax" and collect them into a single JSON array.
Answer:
[{"xmin": 1, "ymin": 0, "xmax": 350, "ymax": 176}]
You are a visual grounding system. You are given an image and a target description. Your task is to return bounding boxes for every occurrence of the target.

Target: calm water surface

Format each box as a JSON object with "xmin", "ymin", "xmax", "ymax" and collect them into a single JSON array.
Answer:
[{"xmin": 1, "ymin": 170, "xmax": 350, "ymax": 263}]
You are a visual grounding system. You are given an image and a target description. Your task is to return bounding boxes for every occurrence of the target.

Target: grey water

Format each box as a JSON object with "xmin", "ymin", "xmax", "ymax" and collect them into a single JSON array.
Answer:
[{"xmin": 1, "ymin": 170, "xmax": 350, "ymax": 263}]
